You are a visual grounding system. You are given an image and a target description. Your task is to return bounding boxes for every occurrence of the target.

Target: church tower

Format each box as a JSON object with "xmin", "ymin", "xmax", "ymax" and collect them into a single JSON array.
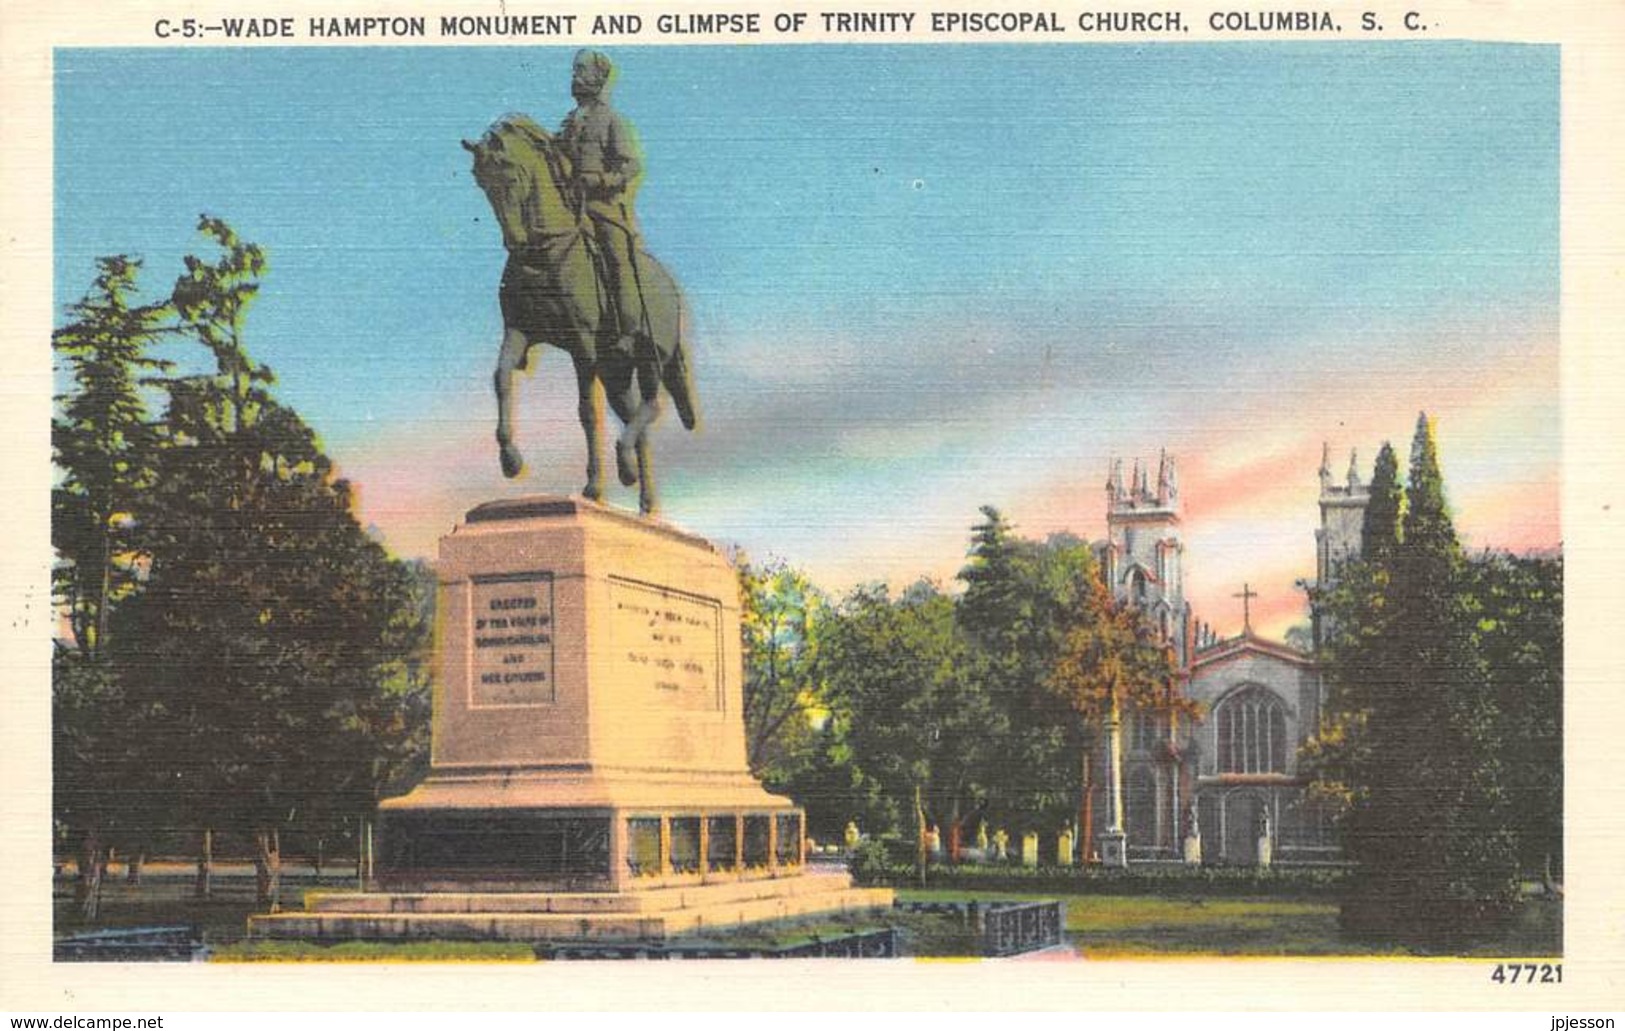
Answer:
[
  {"xmin": 1308, "ymin": 443, "xmax": 1370, "ymax": 652},
  {"xmin": 1095, "ymin": 451, "xmax": 1192, "ymax": 866},
  {"xmin": 1315, "ymin": 443, "xmax": 1369, "ymax": 590},
  {"xmin": 1102, "ymin": 450, "xmax": 1190, "ymax": 666}
]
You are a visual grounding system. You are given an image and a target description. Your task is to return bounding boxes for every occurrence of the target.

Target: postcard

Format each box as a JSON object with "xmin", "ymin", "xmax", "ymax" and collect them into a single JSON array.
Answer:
[{"xmin": 3, "ymin": 0, "xmax": 1621, "ymax": 1013}]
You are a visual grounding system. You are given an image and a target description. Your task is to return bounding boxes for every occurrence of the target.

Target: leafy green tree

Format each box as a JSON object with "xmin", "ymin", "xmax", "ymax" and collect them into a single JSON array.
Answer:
[
  {"xmin": 737, "ymin": 555, "xmax": 831, "ymax": 780},
  {"xmin": 957, "ymin": 512, "xmax": 1099, "ymax": 839},
  {"xmin": 1049, "ymin": 573, "xmax": 1186, "ymax": 857},
  {"xmin": 169, "ymin": 215, "xmax": 271, "ymax": 434},
  {"xmin": 823, "ymin": 581, "xmax": 994, "ymax": 858},
  {"xmin": 1468, "ymin": 550, "xmax": 1562, "ymax": 887},
  {"xmin": 958, "ymin": 507, "xmax": 1032, "ymax": 659},
  {"xmin": 114, "ymin": 218, "xmax": 430, "ymax": 910}
]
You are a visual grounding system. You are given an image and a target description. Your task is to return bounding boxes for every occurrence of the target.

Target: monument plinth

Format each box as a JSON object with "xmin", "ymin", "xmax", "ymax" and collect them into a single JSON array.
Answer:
[{"xmin": 252, "ymin": 497, "xmax": 891, "ymax": 940}]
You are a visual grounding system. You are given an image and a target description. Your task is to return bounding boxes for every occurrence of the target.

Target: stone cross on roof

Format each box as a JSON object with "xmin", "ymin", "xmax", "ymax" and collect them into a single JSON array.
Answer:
[{"xmin": 1233, "ymin": 583, "xmax": 1258, "ymax": 632}]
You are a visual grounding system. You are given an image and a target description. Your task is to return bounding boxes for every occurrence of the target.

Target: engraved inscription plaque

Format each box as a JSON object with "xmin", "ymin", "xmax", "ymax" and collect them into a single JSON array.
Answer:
[
  {"xmin": 469, "ymin": 572, "xmax": 556, "ymax": 707},
  {"xmin": 608, "ymin": 577, "xmax": 723, "ymax": 710}
]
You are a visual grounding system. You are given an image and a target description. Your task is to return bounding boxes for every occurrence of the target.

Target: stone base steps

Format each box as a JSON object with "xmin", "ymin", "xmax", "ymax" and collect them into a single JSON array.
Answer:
[
  {"xmin": 302, "ymin": 871, "xmax": 858, "ymax": 915},
  {"xmin": 248, "ymin": 875, "xmax": 894, "ymax": 942}
]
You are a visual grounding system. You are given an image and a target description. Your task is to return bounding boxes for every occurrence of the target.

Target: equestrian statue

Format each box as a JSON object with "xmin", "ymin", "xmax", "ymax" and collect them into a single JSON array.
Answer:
[{"xmin": 463, "ymin": 50, "xmax": 698, "ymax": 516}]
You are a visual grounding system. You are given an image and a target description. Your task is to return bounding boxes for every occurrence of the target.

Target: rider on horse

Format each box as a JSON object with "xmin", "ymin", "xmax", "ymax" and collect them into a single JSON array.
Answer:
[{"xmin": 560, "ymin": 49, "xmax": 646, "ymax": 360}]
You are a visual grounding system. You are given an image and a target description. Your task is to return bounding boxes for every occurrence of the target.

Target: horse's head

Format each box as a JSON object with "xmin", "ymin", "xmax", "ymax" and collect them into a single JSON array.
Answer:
[{"xmin": 463, "ymin": 116, "xmax": 574, "ymax": 251}]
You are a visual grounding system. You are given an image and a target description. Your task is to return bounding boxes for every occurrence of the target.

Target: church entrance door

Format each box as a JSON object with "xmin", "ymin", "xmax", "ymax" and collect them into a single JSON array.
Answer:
[
  {"xmin": 1223, "ymin": 791, "xmax": 1262, "ymax": 866},
  {"xmin": 1198, "ymin": 794, "xmax": 1222, "ymax": 867}
]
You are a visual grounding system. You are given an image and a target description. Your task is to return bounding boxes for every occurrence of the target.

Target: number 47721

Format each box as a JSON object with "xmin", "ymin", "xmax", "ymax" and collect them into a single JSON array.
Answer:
[{"xmin": 1491, "ymin": 963, "xmax": 1562, "ymax": 984}]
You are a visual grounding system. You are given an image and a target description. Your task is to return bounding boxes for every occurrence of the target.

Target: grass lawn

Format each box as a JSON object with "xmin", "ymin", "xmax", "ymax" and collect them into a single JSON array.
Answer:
[
  {"xmin": 897, "ymin": 889, "xmax": 1562, "ymax": 958},
  {"xmin": 56, "ymin": 866, "xmax": 1560, "ymax": 960},
  {"xmin": 211, "ymin": 940, "xmax": 537, "ymax": 962},
  {"xmin": 55, "ymin": 864, "xmax": 347, "ymax": 947}
]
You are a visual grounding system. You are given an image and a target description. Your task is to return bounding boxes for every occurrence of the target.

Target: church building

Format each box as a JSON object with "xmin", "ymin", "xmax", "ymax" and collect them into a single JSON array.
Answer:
[{"xmin": 1088, "ymin": 446, "xmax": 1361, "ymax": 866}]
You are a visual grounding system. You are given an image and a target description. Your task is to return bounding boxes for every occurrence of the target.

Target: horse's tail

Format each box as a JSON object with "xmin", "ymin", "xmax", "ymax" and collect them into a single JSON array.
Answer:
[
  {"xmin": 663, "ymin": 302, "xmax": 700, "ymax": 432},
  {"xmin": 645, "ymin": 251, "xmax": 699, "ymax": 432}
]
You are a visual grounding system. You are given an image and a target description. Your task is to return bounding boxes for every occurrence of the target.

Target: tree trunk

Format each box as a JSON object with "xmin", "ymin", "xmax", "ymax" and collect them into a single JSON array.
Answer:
[
  {"xmin": 313, "ymin": 837, "xmax": 324, "ymax": 881},
  {"xmin": 194, "ymin": 827, "xmax": 213, "ymax": 899},
  {"xmin": 914, "ymin": 785, "xmax": 927, "ymax": 887},
  {"xmin": 75, "ymin": 831, "xmax": 106, "ymax": 922},
  {"xmin": 253, "ymin": 827, "xmax": 282, "ymax": 912}
]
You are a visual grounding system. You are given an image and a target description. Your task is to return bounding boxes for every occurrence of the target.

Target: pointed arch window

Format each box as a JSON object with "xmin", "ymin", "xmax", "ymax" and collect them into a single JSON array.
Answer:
[
  {"xmin": 1215, "ymin": 687, "xmax": 1288, "ymax": 774},
  {"xmin": 1127, "ymin": 568, "xmax": 1148, "ymax": 605}
]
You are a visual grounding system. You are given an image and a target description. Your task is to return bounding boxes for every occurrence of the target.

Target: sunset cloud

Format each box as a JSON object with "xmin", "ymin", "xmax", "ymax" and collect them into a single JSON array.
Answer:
[{"xmin": 55, "ymin": 44, "xmax": 1560, "ymax": 646}]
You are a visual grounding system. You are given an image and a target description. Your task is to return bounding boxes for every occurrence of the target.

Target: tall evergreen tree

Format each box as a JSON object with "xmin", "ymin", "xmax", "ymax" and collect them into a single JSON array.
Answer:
[
  {"xmin": 52, "ymin": 255, "xmax": 171, "ymax": 660},
  {"xmin": 51, "ymin": 255, "xmax": 172, "ymax": 918},
  {"xmin": 1304, "ymin": 441, "xmax": 1403, "ymax": 812},
  {"xmin": 1361, "ymin": 441, "xmax": 1403, "ymax": 562},
  {"xmin": 957, "ymin": 506, "xmax": 1030, "ymax": 658},
  {"xmin": 1334, "ymin": 413, "xmax": 1518, "ymax": 944}
]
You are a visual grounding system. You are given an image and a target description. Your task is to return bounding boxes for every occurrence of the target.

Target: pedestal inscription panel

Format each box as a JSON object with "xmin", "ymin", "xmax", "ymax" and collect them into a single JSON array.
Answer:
[
  {"xmin": 608, "ymin": 577, "xmax": 722, "ymax": 710},
  {"xmin": 469, "ymin": 571, "xmax": 555, "ymax": 707}
]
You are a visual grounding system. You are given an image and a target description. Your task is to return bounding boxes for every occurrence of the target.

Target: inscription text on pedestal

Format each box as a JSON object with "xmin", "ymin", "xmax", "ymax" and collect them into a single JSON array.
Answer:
[
  {"xmin": 608, "ymin": 578, "xmax": 723, "ymax": 710},
  {"xmin": 469, "ymin": 572, "xmax": 556, "ymax": 707}
]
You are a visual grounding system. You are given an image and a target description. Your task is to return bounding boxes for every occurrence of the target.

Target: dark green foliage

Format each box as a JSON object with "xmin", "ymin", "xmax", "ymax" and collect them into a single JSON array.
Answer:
[
  {"xmin": 118, "ymin": 219, "xmax": 430, "ymax": 904},
  {"xmin": 51, "ymin": 255, "xmax": 174, "ymax": 916},
  {"xmin": 846, "ymin": 837, "xmax": 895, "ymax": 883},
  {"xmin": 756, "ymin": 509, "xmax": 1184, "ymax": 855},
  {"xmin": 852, "ymin": 859, "xmax": 1348, "ymax": 897},
  {"xmin": 821, "ymin": 580, "xmax": 991, "ymax": 844},
  {"xmin": 52, "ymin": 220, "xmax": 431, "ymax": 910},
  {"xmin": 958, "ymin": 513, "xmax": 1106, "ymax": 829},
  {"xmin": 168, "ymin": 215, "xmax": 272, "ymax": 434},
  {"xmin": 1361, "ymin": 441, "xmax": 1403, "ymax": 562},
  {"xmin": 52, "ymin": 256, "xmax": 172, "ymax": 660},
  {"xmin": 1468, "ymin": 551, "xmax": 1562, "ymax": 883},
  {"xmin": 1313, "ymin": 413, "xmax": 1535, "ymax": 945}
]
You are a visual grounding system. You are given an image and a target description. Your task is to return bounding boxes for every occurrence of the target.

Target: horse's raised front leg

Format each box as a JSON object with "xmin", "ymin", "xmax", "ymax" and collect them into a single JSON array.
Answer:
[
  {"xmin": 494, "ymin": 328, "xmax": 529, "ymax": 479},
  {"xmin": 572, "ymin": 351, "xmax": 605, "ymax": 502}
]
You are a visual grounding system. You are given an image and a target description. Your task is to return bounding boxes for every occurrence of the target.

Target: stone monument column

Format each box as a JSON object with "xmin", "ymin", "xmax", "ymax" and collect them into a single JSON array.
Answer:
[{"xmin": 1098, "ymin": 691, "xmax": 1129, "ymax": 868}]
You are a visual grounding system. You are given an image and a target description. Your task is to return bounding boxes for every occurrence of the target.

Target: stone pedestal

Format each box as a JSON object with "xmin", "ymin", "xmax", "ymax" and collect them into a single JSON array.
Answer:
[{"xmin": 251, "ymin": 496, "xmax": 891, "ymax": 941}]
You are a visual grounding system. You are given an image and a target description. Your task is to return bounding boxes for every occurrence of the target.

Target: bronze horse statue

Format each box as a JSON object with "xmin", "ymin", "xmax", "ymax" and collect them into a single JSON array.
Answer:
[{"xmin": 462, "ymin": 115, "xmax": 698, "ymax": 515}]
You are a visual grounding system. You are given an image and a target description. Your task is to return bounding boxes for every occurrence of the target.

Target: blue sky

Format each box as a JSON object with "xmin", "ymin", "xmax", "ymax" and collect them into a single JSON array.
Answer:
[{"xmin": 55, "ymin": 43, "xmax": 1559, "ymax": 636}]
